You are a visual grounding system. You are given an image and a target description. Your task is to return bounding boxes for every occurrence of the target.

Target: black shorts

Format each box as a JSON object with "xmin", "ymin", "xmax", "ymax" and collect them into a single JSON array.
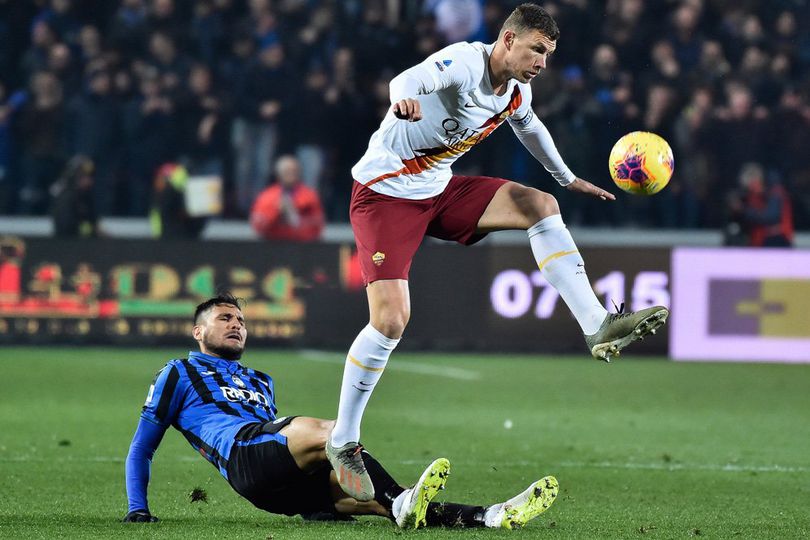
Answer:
[{"xmin": 226, "ymin": 416, "xmax": 335, "ymax": 516}]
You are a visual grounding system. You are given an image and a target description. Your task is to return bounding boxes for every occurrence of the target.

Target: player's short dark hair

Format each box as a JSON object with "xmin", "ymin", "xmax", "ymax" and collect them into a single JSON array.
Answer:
[
  {"xmin": 501, "ymin": 3, "xmax": 560, "ymax": 41},
  {"xmin": 193, "ymin": 293, "xmax": 243, "ymax": 324}
]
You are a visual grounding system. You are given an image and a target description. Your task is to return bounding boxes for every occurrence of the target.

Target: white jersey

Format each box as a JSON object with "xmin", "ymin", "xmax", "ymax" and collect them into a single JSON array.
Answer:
[{"xmin": 351, "ymin": 41, "xmax": 575, "ymax": 200}]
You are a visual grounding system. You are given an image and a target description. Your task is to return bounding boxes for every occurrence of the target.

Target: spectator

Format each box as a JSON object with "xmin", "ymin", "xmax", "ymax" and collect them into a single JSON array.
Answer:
[
  {"xmin": 67, "ymin": 68, "xmax": 121, "ymax": 215},
  {"xmin": 288, "ymin": 66, "xmax": 330, "ymax": 191},
  {"xmin": 122, "ymin": 70, "xmax": 175, "ymax": 216},
  {"xmin": 47, "ymin": 42, "xmax": 81, "ymax": 98},
  {"xmin": 217, "ymin": 25, "xmax": 255, "ymax": 89},
  {"xmin": 189, "ymin": 0, "xmax": 226, "ymax": 66},
  {"xmin": 673, "ymin": 86, "xmax": 715, "ymax": 226},
  {"xmin": 146, "ymin": 0, "xmax": 184, "ymax": 44},
  {"xmin": 284, "ymin": 3, "xmax": 337, "ymax": 70},
  {"xmin": 739, "ymin": 45, "xmax": 781, "ymax": 106},
  {"xmin": 668, "ymin": 3, "xmax": 703, "ymax": 72},
  {"xmin": 321, "ymin": 47, "xmax": 376, "ymax": 221},
  {"xmin": 348, "ymin": 1, "xmax": 403, "ymax": 81},
  {"xmin": 20, "ymin": 20, "xmax": 58, "ymax": 81},
  {"xmin": 146, "ymin": 30, "xmax": 189, "ymax": 94},
  {"xmin": 709, "ymin": 82, "xmax": 769, "ymax": 205},
  {"xmin": 692, "ymin": 40, "xmax": 731, "ymax": 88},
  {"xmin": 232, "ymin": 40, "xmax": 290, "ymax": 216},
  {"xmin": 645, "ymin": 40, "xmax": 681, "ymax": 90},
  {"xmin": 50, "ymin": 155, "xmax": 97, "ymax": 237},
  {"xmin": 582, "ymin": 44, "xmax": 636, "ymax": 224},
  {"xmin": 77, "ymin": 24, "xmax": 103, "ymax": 67},
  {"xmin": 150, "ymin": 162, "xmax": 205, "ymax": 238},
  {"xmin": 37, "ymin": 0, "xmax": 82, "ymax": 46},
  {"xmin": 726, "ymin": 163, "xmax": 794, "ymax": 247},
  {"xmin": 109, "ymin": 0, "xmax": 149, "ymax": 59},
  {"xmin": 771, "ymin": 87, "xmax": 810, "ymax": 229},
  {"xmin": 772, "ymin": 10, "xmax": 798, "ymax": 58},
  {"xmin": 177, "ymin": 63, "xmax": 229, "ymax": 176},
  {"xmin": 16, "ymin": 71, "xmax": 66, "ymax": 215},
  {"xmin": 250, "ymin": 155, "xmax": 324, "ymax": 242}
]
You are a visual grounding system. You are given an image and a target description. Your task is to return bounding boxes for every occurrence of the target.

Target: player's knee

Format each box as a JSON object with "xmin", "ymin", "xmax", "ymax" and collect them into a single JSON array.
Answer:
[
  {"xmin": 320, "ymin": 419, "xmax": 335, "ymax": 439},
  {"xmin": 505, "ymin": 184, "xmax": 558, "ymax": 223},
  {"xmin": 311, "ymin": 419, "xmax": 334, "ymax": 449},
  {"xmin": 372, "ymin": 308, "xmax": 409, "ymax": 339},
  {"xmin": 520, "ymin": 187, "xmax": 559, "ymax": 222}
]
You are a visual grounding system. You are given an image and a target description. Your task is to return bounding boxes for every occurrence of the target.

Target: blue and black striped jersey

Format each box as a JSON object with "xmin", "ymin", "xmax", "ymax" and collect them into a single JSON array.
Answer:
[{"xmin": 142, "ymin": 351, "xmax": 278, "ymax": 477}]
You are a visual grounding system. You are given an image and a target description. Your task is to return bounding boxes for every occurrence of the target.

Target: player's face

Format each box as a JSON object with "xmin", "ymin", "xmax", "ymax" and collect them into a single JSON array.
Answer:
[
  {"xmin": 506, "ymin": 29, "xmax": 556, "ymax": 83},
  {"xmin": 194, "ymin": 304, "xmax": 247, "ymax": 360}
]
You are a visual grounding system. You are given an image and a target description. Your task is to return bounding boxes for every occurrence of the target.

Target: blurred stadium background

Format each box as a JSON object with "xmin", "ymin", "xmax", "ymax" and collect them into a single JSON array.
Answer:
[{"xmin": 1, "ymin": 1, "xmax": 809, "ymax": 538}]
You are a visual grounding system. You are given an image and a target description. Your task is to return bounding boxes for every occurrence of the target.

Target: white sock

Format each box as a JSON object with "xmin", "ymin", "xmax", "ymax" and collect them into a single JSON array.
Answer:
[
  {"xmin": 483, "ymin": 503, "xmax": 504, "ymax": 528},
  {"xmin": 391, "ymin": 489, "xmax": 410, "ymax": 519},
  {"xmin": 331, "ymin": 324, "xmax": 399, "ymax": 447},
  {"xmin": 528, "ymin": 214, "xmax": 608, "ymax": 335}
]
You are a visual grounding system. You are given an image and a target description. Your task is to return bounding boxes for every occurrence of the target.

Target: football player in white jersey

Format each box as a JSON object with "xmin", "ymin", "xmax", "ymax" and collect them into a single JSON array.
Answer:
[{"xmin": 326, "ymin": 3, "xmax": 669, "ymax": 501}]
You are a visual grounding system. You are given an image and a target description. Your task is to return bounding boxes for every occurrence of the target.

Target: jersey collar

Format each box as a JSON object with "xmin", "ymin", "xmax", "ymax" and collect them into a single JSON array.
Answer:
[{"xmin": 188, "ymin": 351, "xmax": 244, "ymax": 373}]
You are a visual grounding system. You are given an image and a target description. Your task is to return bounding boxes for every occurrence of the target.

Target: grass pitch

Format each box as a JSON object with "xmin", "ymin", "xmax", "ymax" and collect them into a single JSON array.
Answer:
[{"xmin": 1, "ymin": 347, "xmax": 808, "ymax": 539}]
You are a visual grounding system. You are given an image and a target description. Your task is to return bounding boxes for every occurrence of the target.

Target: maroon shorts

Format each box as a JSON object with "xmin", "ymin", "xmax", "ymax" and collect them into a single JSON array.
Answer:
[{"xmin": 350, "ymin": 175, "xmax": 508, "ymax": 285}]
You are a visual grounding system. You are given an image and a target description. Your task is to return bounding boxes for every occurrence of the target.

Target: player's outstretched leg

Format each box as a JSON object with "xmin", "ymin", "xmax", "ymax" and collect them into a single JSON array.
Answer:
[
  {"xmin": 527, "ymin": 214, "xmax": 669, "ymax": 360},
  {"xmin": 485, "ymin": 476, "xmax": 559, "ymax": 529},
  {"xmin": 393, "ymin": 458, "xmax": 451, "ymax": 529},
  {"xmin": 584, "ymin": 304, "xmax": 669, "ymax": 362}
]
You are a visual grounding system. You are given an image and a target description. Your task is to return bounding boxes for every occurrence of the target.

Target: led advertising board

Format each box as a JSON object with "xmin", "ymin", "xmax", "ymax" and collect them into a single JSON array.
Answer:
[{"xmin": 671, "ymin": 248, "xmax": 810, "ymax": 363}]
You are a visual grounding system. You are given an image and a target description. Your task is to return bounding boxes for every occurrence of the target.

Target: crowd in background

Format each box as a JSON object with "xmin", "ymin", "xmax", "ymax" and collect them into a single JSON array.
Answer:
[{"xmin": 0, "ymin": 0, "xmax": 809, "ymax": 233}]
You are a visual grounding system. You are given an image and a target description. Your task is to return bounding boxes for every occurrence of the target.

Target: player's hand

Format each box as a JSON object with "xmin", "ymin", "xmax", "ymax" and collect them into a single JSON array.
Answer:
[
  {"xmin": 122, "ymin": 510, "xmax": 159, "ymax": 523},
  {"xmin": 565, "ymin": 177, "xmax": 616, "ymax": 201},
  {"xmin": 392, "ymin": 99, "xmax": 422, "ymax": 122}
]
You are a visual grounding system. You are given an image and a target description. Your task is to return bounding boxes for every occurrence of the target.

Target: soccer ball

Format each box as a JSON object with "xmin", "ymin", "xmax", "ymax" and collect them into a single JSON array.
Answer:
[{"xmin": 608, "ymin": 131, "xmax": 674, "ymax": 195}]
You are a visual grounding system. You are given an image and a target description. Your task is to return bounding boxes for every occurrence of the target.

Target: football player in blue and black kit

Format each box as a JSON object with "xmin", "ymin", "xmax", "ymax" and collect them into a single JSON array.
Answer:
[{"xmin": 123, "ymin": 293, "xmax": 559, "ymax": 529}]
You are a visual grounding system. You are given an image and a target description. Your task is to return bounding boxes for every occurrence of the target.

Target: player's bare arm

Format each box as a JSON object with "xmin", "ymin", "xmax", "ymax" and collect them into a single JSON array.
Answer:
[{"xmin": 565, "ymin": 178, "xmax": 616, "ymax": 201}]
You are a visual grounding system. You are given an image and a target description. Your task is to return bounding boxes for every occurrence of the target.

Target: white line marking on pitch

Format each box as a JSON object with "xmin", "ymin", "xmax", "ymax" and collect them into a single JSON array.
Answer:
[
  {"xmin": 296, "ymin": 350, "xmax": 481, "ymax": 380},
  {"xmin": 393, "ymin": 459, "xmax": 810, "ymax": 474},
  {"xmin": 555, "ymin": 460, "xmax": 810, "ymax": 473}
]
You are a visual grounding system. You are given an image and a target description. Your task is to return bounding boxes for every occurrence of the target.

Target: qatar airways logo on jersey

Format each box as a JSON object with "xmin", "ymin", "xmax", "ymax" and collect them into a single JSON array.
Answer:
[
  {"xmin": 441, "ymin": 118, "xmax": 485, "ymax": 152},
  {"xmin": 220, "ymin": 386, "xmax": 271, "ymax": 409}
]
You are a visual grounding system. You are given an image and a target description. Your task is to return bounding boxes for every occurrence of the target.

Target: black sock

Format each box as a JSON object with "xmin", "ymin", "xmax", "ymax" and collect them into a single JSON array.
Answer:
[
  {"xmin": 360, "ymin": 451, "xmax": 405, "ymax": 511},
  {"xmin": 425, "ymin": 502, "xmax": 487, "ymax": 528}
]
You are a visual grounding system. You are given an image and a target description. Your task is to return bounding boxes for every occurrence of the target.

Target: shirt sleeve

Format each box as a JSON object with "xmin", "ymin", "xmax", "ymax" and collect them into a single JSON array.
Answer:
[
  {"xmin": 389, "ymin": 42, "xmax": 481, "ymax": 102},
  {"xmin": 508, "ymin": 84, "xmax": 576, "ymax": 186},
  {"xmin": 125, "ymin": 415, "xmax": 168, "ymax": 512},
  {"xmin": 141, "ymin": 363, "xmax": 184, "ymax": 426}
]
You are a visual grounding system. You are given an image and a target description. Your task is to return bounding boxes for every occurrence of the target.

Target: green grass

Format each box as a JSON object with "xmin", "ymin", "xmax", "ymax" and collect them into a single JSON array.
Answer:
[{"xmin": 1, "ymin": 347, "xmax": 809, "ymax": 539}]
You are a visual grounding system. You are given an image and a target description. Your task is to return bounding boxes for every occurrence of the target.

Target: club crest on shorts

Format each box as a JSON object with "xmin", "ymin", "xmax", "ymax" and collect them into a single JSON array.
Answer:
[{"xmin": 372, "ymin": 252, "xmax": 386, "ymax": 266}]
